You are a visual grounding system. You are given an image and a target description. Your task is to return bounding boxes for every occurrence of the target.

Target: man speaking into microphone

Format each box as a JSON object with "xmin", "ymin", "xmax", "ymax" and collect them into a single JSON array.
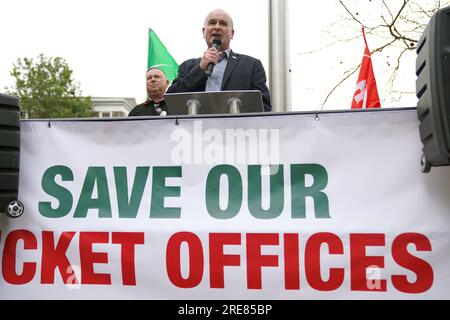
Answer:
[{"xmin": 167, "ymin": 8, "xmax": 272, "ymax": 112}]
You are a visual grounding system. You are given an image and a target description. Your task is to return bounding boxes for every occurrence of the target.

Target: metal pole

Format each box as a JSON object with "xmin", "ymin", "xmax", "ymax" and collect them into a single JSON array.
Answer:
[{"xmin": 268, "ymin": 0, "xmax": 291, "ymax": 112}]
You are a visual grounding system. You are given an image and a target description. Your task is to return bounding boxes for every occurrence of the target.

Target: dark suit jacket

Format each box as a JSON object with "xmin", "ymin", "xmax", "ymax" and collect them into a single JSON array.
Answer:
[
  {"xmin": 128, "ymin": 100, "xmax": 167, "ymax": 116},
  {"xmin": 167, "ymin": 51, "xmax": 272, "ymax": 112}
]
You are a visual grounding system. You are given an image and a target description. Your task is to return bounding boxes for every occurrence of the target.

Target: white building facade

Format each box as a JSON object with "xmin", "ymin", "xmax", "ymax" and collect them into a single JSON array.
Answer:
[{"xmin": 91, "ymin": 97, "xmax": 136, "ymax": 118}]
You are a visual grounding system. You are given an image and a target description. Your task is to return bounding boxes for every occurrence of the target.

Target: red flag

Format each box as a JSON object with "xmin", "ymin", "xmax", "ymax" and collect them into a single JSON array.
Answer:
[{"xmin": 351, "ymin": 28, "xmax": 381, "ymax": 109}]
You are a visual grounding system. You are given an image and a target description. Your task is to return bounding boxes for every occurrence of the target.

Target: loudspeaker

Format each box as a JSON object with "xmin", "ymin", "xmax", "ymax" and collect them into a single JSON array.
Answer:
[
  {"xmin": 416, "ymin": 6, "xmax": 450, "ymax": 173},
  {"xmin": 0, "ymin": 93, "xmax": 24, "ymax": 217}
]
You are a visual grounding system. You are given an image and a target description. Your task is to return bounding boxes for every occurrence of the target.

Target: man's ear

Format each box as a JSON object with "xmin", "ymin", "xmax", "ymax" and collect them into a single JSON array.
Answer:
[{"xmin": 231, "ymin": 29, "xmax": 234, "ymax": 39}]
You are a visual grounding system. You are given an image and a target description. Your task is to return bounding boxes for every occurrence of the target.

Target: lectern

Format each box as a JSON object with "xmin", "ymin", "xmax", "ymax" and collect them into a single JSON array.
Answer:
[{"xmin": 164, "ymin": 90, "xmax": 264, "ymax": 115}]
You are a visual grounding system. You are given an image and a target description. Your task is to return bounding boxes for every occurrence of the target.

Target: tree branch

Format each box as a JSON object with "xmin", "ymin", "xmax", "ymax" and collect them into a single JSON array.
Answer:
[{"xmin": 320, "ymin": 65, "xmax": 360, "ymax": 109}]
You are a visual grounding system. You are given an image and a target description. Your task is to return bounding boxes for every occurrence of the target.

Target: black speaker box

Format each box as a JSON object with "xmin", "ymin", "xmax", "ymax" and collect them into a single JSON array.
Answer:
[
  {"xmin": 416, "ymin": 6, "xmax": 450, "ymax": 172},
  {"xmin": 0, "ymin": 93, "xmax": 23, "ymax": 217}
]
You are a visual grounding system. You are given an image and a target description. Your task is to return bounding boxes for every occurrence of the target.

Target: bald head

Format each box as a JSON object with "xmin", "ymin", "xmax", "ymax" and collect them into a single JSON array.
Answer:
[
  {"xmin": 146, "ymin": 68, "xmax": 169, "ymax": 103},
  {"xmin": 203, "ymin": 9, "xmax": 235, "ymax": 50},
  {"xmin": 204, "ymin": 9, "xmax": 234, "ymax": 28}
]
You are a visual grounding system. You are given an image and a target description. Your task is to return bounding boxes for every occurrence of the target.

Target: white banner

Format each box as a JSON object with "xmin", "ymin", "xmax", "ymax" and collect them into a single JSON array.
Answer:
[{"xmin": 1, "ymin": 109, "xmax": 449, "ymax": 300}]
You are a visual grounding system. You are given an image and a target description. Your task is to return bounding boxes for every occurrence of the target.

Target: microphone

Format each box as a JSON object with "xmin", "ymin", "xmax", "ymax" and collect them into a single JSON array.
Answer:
[{"xmin": 205, "ymin": 36, "xmax": 222, "ymax": 77}]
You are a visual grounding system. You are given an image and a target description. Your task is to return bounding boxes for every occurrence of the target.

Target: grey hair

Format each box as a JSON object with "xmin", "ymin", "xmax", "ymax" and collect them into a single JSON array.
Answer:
[
  {"xmin": 146, "ymin": 66, "xmax": 168, "ymax": 79},
  {"xmin": 204, "ymin": 9, "xmax": 234, "ymax": 28}
]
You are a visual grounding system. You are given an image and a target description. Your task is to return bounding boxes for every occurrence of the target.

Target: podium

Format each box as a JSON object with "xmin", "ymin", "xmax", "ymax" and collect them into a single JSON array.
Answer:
[{"xmin": 164, "ymin": 90, "xmax": 264, "ymax": 115}]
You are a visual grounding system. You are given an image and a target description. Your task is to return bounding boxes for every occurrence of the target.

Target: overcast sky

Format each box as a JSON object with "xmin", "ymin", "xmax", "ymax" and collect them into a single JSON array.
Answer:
[{"xmin": 0, "ymin": 0, "xmax": 424, "ymax": 111}]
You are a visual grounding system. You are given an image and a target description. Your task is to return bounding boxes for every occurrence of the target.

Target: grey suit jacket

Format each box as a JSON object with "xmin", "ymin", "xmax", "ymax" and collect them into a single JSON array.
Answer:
[{"xmin": 167, "ymin": 51, "xmax": 272, "ymax": 112}]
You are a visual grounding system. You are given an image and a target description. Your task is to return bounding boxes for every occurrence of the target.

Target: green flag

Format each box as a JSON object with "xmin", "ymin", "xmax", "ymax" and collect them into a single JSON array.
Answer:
[{"xmin": 147, "ymin": 29, "xmax": 178, "ymax": 82}]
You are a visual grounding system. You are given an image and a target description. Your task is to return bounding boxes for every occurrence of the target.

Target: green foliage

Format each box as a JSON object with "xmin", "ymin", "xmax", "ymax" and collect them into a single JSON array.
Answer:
[{"xmin": 6, "ymin": 54, "xmax": 93, "ymax": 119}]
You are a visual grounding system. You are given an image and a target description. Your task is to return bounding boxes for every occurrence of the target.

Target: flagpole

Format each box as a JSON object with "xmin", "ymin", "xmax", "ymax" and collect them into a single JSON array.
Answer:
[
  {"xmin": 268, "ymin": 0, "xmax": 291, "ymax": 112},
  {"xmin": 361, "ymin": 27, "xmax": 369, "ymax": 49},
  {"xmin": 147, "ymin": 28, "xmax": 152, "ymax": 70}
]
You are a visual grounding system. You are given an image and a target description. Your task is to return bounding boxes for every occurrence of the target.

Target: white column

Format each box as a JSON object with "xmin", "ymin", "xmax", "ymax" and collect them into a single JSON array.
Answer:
[{"xmin": 268, "ymin": 0, "xmax": 291, "ymax": 112}]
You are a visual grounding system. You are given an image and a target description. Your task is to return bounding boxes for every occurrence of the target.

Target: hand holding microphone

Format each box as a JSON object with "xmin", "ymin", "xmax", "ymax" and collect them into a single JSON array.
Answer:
[{"xmin": 204, "ymin": 37, "xmax": 222, "ymax": 77}]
